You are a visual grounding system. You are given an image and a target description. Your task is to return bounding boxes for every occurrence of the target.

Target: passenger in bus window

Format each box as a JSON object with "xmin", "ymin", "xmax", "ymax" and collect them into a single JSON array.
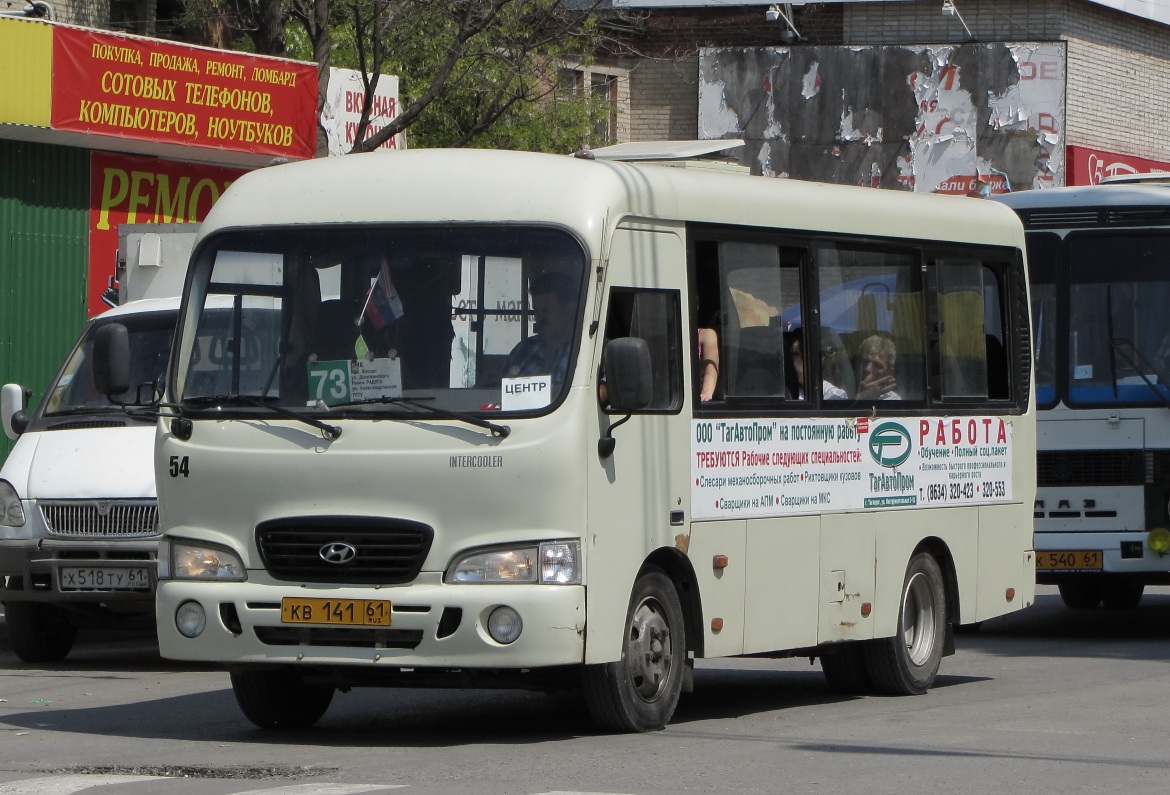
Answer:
[
  {"xmin": 788, "ymin": 333, "xmax": 849, "ymax": 400},
  {"xmin": 503, "ymin": 272, "xmax": 575, "ymax": 389},
  {"xmin": 697, "ymin": 327, "xmax": 719, "ymax": 401},
  {"xmin": 856, "ymin": 334, "xmax": 901, "ymax": 400}
]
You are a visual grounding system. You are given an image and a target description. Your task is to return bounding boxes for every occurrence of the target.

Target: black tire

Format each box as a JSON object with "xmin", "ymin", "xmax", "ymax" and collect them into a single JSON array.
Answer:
[
  {"xmin": 1101, "ymin": 578, "xmax": 1144, "ymax": 610},
  {"xmin": 4, "ymin": 602, "xmax": 77, "ymax": 663},
  {"xmin": 581, "ymin": 567, "xmax": 687, "ymax": 732},
  {"xmin": 230, "ymin": 669, "xmax": 335, "ymax": 729},
  {"xmin": 864, "ymin": 552, "xmax": 947, "ymax": 695},
  {"xmin": 820, "ymin": 643, "xmax": 872, "ymax": 694},
  {"xmin": 1057, "ymin": 580, "xmax": 1101, "ymax": 609}
]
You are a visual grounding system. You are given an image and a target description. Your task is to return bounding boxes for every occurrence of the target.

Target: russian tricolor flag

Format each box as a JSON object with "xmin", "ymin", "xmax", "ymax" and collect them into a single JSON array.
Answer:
[{"xmin": 359, "ymin": 256, "xmax": 405, "ymax": 330}]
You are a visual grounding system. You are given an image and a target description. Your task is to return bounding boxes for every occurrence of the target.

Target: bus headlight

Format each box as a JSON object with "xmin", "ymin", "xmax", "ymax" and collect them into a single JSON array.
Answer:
[
  {"xmin": 487, "ymin": 606, "xmax": 523, "ymax": 644},
  {"xmin": 175, "ymin": 601, "xmax": 207, "ymax": 638},
  {"xmin": 0, "ymin": 480, "xmax": 25, "ymax": 527},
  {"xmin": 164, "ymin": 537, "xmax": 247, "ymax": 581},
  {"xmin": 448, "ymin": 541, "xmax": 581, "ymax": 584},
  {"xmin": 1148, "ymin": 527, "xmax": 1170, "ymax": 557}
]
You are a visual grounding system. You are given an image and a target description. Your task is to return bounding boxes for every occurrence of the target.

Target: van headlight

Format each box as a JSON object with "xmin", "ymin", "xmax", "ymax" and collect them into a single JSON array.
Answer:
[
  {"xmin": 447, "ymin": 541, "xmax": 580, "ymax": 584},
  {"xmin": 160, "ymin": 536, "xmax": 246, "ymax": 581},
  {"xmin": 0, "ymin": 480, "xmax": 25, "ymax": 527}
]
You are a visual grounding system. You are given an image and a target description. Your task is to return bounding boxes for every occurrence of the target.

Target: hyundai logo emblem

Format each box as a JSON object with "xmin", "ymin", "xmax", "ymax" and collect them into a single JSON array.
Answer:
[{"xmin": 319, "ymin": 542, "xmax": 358, "ymax": 564}]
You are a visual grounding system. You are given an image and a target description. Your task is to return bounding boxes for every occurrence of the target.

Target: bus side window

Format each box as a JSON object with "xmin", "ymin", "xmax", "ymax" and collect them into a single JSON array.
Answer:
[
  {"xmin": 600, "ymin": 288, "xmax": 683, "ymax": 412},
  {"xmin": 815, "ymin": 243, "xmax": 923, "ymax": 402},
  {"xmin": 927, "ymin": 258, "xmax": 1015, "ymax": 402}
]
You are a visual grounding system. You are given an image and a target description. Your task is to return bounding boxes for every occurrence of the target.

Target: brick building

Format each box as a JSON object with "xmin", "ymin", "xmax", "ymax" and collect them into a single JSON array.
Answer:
[{"xmin": 586, "ymin": 0, "xmax": 1170, "ymax": 189}]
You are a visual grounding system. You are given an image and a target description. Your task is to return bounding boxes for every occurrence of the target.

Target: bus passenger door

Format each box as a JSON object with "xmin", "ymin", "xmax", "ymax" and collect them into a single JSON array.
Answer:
[
  {"xmin": 584, "ymin": 226, "xmax": 693, "ymax": 665},
  {"xmin": 819, "ymin": 513, "xmax": 877, "ymax": 643}
]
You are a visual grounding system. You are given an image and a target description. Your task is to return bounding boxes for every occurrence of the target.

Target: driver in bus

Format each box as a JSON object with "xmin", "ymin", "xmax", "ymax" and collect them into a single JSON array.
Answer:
[{"xmin": 504, "ymin": 272, "xmax": 576, "ymax": 391}]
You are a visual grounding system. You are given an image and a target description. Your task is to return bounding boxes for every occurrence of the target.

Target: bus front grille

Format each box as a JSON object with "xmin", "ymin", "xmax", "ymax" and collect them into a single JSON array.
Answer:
[
  {"xmin": 253, "ymin": 626, "xmax": 424, "ymax": 649},
  {"xmin": 1037, "ymin": 450, "xmax": 1143, "ymax": 487},
  {"xmin": 255, "ymin": 517, "xmax": 433, "ymax": 584},
  {"xmin": 40, "ymin": 500, "xmax": 160, "ymax": 538}
]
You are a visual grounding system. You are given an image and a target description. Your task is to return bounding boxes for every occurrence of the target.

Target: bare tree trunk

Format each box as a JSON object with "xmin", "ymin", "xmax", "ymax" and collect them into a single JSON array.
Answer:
[
  {"xmin": 253, "ymin": 0, "xmax": 286, "ymax": 55},
  {"xmin": 313, "ymin": 0, "xmax": 332, "ymax": 157}
]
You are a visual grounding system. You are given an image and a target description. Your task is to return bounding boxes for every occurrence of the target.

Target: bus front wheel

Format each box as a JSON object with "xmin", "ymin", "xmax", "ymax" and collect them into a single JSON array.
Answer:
[
  {"xmin": 230, "ymin": 669, "xmax": 334, "ymax": 729},
  {"xmin": 581, "ymin": 568, "xmax": 687, "ymax": 732},
  {"xmin": 1101, "ymin": 577, "xmax": 1144, "ymax": 609},
  {"xmin": 1057, "ymin": 580, "xmax": 1101, "ymax": 609},
  {"xmin": 865, "ymin": 552, "xmax": 946, "ymax": 695}
]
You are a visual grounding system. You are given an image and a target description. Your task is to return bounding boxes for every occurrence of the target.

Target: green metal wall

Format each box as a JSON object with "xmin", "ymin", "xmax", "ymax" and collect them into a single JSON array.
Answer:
[{"xmin": 0, "ymin": 139, "xmax": 90, "ymax": 464}]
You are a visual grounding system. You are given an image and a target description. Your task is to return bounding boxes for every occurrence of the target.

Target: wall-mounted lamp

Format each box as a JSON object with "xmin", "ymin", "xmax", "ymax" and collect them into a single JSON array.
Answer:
[
  {"xmin": 941, "ymin": 0, "xmax": 974, "ymax": 41},
  {"xmin": 766, "ymin": 3, "xmax": 802, "ymax": 44},
  {"xmin": 0, "ymin": 0, "xmax": 53, "ymax": 18}
]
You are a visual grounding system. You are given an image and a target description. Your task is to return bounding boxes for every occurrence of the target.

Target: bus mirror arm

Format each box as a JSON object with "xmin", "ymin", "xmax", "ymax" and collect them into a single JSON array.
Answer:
[{"xmin": 598, "ymin": 413, "xmax": 632, "ymax": 459}]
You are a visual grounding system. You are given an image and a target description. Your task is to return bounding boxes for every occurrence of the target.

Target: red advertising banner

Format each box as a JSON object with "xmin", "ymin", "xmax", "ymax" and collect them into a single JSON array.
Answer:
[
  {"xmin": 88, "ymin": 151, "xmax": 246, "ymax": 316},
  {"xmin": 54, "ymin": 26, "xmax": 317, "ymax": 160},
  {"xmin": 1067, "ymin": 145, "xmax": 1170, "ymax": 185}
]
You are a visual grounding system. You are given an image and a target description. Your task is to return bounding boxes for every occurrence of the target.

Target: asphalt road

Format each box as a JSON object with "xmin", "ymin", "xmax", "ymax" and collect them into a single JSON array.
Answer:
[{"xmin": 1, "ymin": 586, "xmax": 1169, "ymax": 794}]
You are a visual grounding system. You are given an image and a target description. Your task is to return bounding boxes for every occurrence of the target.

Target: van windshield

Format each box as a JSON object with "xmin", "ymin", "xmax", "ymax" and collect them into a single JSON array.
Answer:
[
  {"xmin": 43, "ymin": 311, "xmax": 175, "ymax": 416},
  {"xmin": 175, "ymin": 225, "xmax": 587, "ymax": 417}
]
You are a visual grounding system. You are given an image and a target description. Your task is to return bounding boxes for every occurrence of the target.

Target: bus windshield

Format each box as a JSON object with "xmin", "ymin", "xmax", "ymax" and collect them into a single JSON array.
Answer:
[
  {"xmin": 1067, "ymin": 234, "xmax": 1170, "ymax": 406},
  {"xmin": 176, "ymin": 225, "xmax": 587, "ymax": 416}
]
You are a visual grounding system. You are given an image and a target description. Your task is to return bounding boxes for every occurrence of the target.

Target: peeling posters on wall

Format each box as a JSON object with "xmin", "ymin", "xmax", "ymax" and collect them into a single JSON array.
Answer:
[
  {"xmin": 691, "ymin": 416, "xmax": 1013, "ymax": 520},
  {"xmin": 699, "ymin": 42, "xmax": 1065, "ymax": 192}
]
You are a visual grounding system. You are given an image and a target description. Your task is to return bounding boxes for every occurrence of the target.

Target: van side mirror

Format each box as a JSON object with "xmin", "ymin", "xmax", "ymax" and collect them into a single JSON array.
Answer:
[
  {"xmin": 93, "ymin": 323, "xmax": 131, "ymax": 398},
  {"xmin": 599, "ymin": 337, "xmax": 653, "ymax": 458},
  {"xmin": 1, "ymin": 383, "xmax": 30, "ymax": 440}
]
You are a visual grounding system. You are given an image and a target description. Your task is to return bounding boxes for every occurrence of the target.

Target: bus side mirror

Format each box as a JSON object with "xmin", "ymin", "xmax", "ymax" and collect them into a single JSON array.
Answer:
[
  {"xmin": 599, "ymin": 337, "xmax": 653, "ymax": 458},
  {"xmin": 93, "ymin": 323, "xmax": 131, "ymax": 398},
  {"xmin": 1, "ymin": 383, "xmax": 30, "ymax": 440}
]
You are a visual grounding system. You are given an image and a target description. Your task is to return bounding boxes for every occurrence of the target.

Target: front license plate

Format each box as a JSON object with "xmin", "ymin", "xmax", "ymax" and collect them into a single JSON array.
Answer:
[
  {"xmin": 281, "ymin": 597, "xmax": 392, "ymax": 626},
  {"xmin": 1035, "ymin": 550, "xmax": 1103, "ymax": 571},
  {"xmin": 59, "ymin": 566, "xmax": 151, "ymax": 591}
]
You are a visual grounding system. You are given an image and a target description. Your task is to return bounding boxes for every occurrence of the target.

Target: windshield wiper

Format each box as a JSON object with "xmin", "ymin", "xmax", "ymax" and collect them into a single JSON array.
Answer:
[
  {"xmin": 332, "ymin": 396, "xmax": 510, "ymax": 438},
  {"xmin": 45, "ymin": 406, "xmax": 158, "ymax": 423},
  {"xmin": 185, "ymin": 394, "xmax": 342, "ymax": 439},
  {"xmin": 1109, "ymin": 338, "xmax": 1170, "ymax": 411}
]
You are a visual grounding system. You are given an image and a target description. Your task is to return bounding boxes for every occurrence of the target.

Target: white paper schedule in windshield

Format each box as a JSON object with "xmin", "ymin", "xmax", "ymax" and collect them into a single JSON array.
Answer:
[{"xmin": 307, "ymin": 358, "xmax": 402, "ymax": 406}]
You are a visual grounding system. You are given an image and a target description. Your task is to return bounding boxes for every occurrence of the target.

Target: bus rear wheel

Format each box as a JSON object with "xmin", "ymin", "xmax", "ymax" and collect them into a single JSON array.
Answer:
[
  {"xmin": 230, "ymin": 669, "xmax": 334, "ymax": 729},
  {"xmin": 4, "ymin": 602, "xmax": 77, "ymax": 663},
  {"xmin": 581, "ymin": 568, "xmax": 686, "ymax": 732},
  {"xmin": 865, "ymin": 552, "xmax": 946, "ymax": 695}
]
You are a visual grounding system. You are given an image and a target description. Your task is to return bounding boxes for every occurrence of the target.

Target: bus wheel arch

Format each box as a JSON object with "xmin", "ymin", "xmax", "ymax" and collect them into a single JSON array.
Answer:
[
  {"xmin": 581, "ymin": 557, "xmax": 692, "ymax": 732},
  {"xmin": 915, "ymin": 537, "xmax": 961, "ymax": 641},
  {"xmin": 642, "ymin": 547, "xmax": 703, "ymax": 660}
]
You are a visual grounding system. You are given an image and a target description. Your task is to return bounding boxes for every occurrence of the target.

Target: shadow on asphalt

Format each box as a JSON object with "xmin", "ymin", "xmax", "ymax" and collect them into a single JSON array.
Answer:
[{"xmin": 3, "ymin": 587, "xmax": 1170, "ymax": 743}]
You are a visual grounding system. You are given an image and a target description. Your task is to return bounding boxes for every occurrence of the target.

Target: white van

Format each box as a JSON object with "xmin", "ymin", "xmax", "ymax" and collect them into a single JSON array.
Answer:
[{"xmin": 0, "ymin": 224, "xmax": 195, "ymax": 662}]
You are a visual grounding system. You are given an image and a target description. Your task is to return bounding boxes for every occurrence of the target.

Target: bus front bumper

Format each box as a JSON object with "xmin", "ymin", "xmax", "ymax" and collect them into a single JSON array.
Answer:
[{"xmin": 156, "ymin": 575, "xmax": 586, "ymax": 670}]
